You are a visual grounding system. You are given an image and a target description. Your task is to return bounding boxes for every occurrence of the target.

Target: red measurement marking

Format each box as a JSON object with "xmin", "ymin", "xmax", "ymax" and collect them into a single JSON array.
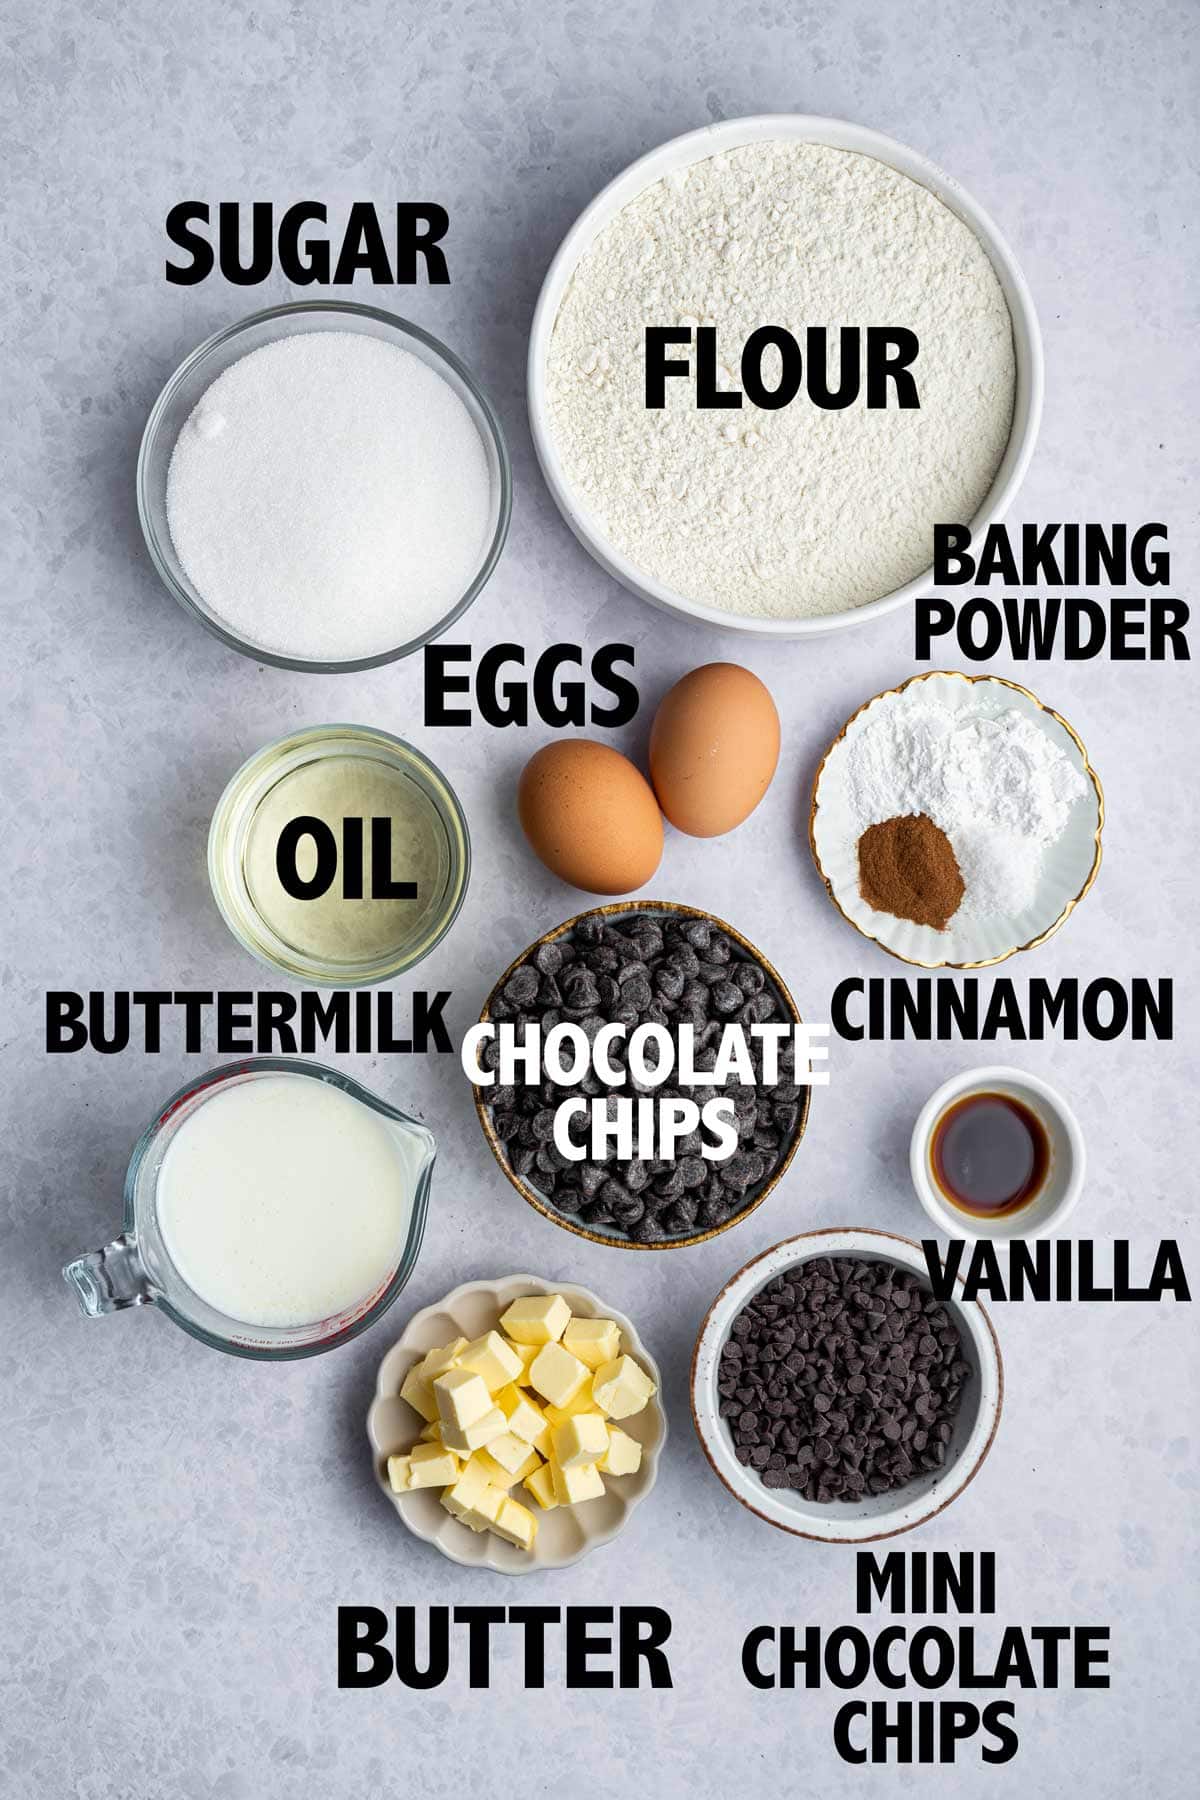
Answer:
[{"xmin": 157, "ymin": 1065, "xmax": 238, "ymax": 1128}]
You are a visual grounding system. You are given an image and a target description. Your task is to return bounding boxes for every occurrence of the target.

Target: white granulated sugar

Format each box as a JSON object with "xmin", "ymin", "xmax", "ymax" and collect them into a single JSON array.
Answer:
[
  {"xmin": 847, "ymin": 702, "xmax": 1090, "ymax": 919},
  {"xmin": 546, "ymin": 142, "xmax": 1016, "ymax": 619},
  {"xmin": 167, "ymin": 332, "xmax": 492, "ymax": 661}
]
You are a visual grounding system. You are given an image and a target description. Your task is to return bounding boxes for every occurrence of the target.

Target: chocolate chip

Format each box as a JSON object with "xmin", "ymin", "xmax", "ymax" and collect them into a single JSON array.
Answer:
[
  {"xmin": 485, "ymin": 909, "xmax": 805, "ymax": 1242},
  {"xmin": 719, "ymin": 1259, "xmax": 969, "ymax": 1505},
  {"xmin": 503, "ymin": 965, "xmax": 539, "ymax": 1005}
]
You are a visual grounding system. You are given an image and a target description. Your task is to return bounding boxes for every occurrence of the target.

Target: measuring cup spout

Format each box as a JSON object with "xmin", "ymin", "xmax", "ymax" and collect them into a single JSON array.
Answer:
[{"xmin": 63, "ymin": 1233, "xmax": 155, "ymax": 1317}]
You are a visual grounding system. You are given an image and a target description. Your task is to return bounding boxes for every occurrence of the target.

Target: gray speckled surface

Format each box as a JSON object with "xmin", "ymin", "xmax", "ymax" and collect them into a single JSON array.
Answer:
[{"xmin": 2, "ymin": 1, "xmax": 1197, "ymax": 1794}]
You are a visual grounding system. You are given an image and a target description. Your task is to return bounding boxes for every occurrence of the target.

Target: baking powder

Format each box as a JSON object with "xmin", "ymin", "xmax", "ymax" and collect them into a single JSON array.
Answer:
[
  {"xmin": 846, "ymin": 701, "xmax": 1090, "ymax": 919},
  {"xmin": 546, "ymin": 141, "xmax": 1015, "ymax": 619}
]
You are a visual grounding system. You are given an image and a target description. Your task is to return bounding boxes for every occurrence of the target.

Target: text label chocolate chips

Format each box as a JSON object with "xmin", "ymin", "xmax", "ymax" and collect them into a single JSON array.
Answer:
[{"xmin": 483, "ymin": 907, "xmax": 807, "ymax": 1243}]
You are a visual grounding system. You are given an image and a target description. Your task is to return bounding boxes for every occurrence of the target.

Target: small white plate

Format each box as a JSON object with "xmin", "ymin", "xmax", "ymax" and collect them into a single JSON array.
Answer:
[
  {"xmin": 367, "ymin": 1273, "xmax": 667, "ymax": 1574},
  {"xmin": 809, "ymin": 671, "xmax": 1104, "ymax": 967},
  {"xmin": 910, "ymin": 1065, "xmax": 1086, "ymax": 1240},
  {"xmin": 692, "ymin": 1229, "xmax": 1003, "ymax": 1543}
]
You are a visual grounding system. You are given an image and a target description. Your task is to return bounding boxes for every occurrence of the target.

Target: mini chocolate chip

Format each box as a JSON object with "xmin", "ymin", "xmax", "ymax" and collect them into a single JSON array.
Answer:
[{"xmin": 719, "ymin": 1257, "xmax": 969, "ymax": 1507}]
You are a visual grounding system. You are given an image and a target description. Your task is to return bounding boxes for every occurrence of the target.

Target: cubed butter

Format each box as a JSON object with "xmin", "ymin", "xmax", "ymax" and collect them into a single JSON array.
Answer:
[
  {"xmin": 496, "ymin": 1385, "xmax": 550, "ymax": 1448},
  {"xmin": 399, "ymin": 1364, "xmax": 438, "ymax": 1424},
  {"xmin": 563, "ymin": 1317, "xmax": 621, "ymax": 1370},
  {"xmin": 500, "ymin": 1293, "xmax": 571, "ymax": 1346},
  {"xmin": 460, "ymin": 1482, "xmax": 507, "ymax": 1534},
  {"xmin": 592, "ymin": 1355, "xmax": 656, "ymax": 1419},
  {"xmin": 486, "ymin": 1449, "xmax": 540, "ymax": 1489},
  {"xmin": 598, "ymin": 1425, "xmax": 642, "ymax": 1476},
  {"xmin": 420, "ymin": 1337, "xmax": 468, "ymax": 1380},
  {"xmin": 434, "ymin": 1367, "xmax": 493, "ymax": 1431},
  {"xmin": 523, "ymin": 1462, "xmax": 559, "ymax": 1511},
  {"xmin": 441, "ymin": 1405, "xmax": 507, "ymax": 1456},
  {"xmin": 503, "ymin": 1338, "xmax": 539, "ymax": 1381},
  {"xmin": 552, "ymin": 1412, "xmax": 609, "ymax": 1469},
  {"xmin": 386, "ymin": 1453, "xmax": 412, "ymax": 1493},
  {"xmin": 529, "ymin": 1340, "xmax": 590, "ymax": 1408},
  {"xmin": 470, "ymin": 1451, "xmax": 518, "ymax": 1490},
  {"xmin": 492, "ymin": 1497, "xmax": 538, "ymax": 1550},
  {"xmin": 407, "ymin": 1442, "xmax": 460, "ymax": 1488},
  {"xmin": 432, "ymin": 1295, "xmax": 649, "ymax": 1554},
  {"xmin": 483, "ymin": 1430, "xmax": 543, "ymax": 1480},
  {"xmin": 457, "ymin": 1330, "xmax": 526, "ymax": 1393},
  {"xmin": 441, "ymin": 1457, "xmax": 490, "ymax": 1519},
  {"xmin": 550, "ymin": 1456, "xmax": 605, "ymax": 1506},
  {"xmin": 544, "ymin": 1380, "xmax": 596, "ymax": 1426}
]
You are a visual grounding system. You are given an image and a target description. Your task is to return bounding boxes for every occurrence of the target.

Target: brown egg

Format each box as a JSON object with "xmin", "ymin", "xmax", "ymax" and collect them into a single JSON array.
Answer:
[
  {"xmin": 649, "ymin": 662, "xmax": 781, "ymax": 838},
  {"xmin": 518, "ymin": 740, "xmax": 664, "ymax": 895}
]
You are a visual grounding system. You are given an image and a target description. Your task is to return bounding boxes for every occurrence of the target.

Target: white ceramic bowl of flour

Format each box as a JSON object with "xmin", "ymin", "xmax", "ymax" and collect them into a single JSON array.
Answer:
[
  {"xmin": 810, "ymin": 672, "xmax": 1104, "ymax": 968},
  {"xmin": 529, "ymin": 115, "xmax": 1042, "ymax": 637}
]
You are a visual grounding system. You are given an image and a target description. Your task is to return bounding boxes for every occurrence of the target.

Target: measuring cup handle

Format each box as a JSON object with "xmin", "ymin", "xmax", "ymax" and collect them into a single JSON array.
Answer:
[{"xmin": 63, "ymin": 1233, "xmax": 155, "ymax": 1316}]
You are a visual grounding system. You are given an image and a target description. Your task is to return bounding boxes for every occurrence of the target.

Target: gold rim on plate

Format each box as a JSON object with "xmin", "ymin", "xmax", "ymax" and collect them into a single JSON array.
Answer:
[
  {"xmin": 474, "ymin": 900, "xmax": 813, "ymax": 1251},
  {"xmin": 807, "ymin": 669, "xmax": 1105, "ymax": 970}
]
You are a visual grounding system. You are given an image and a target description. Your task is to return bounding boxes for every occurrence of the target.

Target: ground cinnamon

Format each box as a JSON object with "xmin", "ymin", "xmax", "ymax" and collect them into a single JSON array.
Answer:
[{"xmin": 857, "ymin": 812, "xmax": 964, "ymax": 930}]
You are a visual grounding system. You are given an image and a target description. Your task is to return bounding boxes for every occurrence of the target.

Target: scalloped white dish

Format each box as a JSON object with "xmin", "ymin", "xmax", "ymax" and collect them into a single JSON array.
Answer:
[
  {"xmin": 367, "ymin": 1273, "xmax": 667, "ymax": 1574},
  {"xmin": 809, "ymin": 671, "xmax": 1103, "ymax": 968}
]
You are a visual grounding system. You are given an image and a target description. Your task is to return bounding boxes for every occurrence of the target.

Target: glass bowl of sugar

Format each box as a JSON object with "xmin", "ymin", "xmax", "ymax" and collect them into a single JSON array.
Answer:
[{"xmin": 137, "ymin": 301, "xmax": 511, "ymax": 671}]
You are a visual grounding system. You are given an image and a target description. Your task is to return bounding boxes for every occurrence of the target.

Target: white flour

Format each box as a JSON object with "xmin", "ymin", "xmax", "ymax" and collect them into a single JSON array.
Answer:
[
  {"xmin": 546, "ymin": 141, "xmax": 1015, "ymax": 619},
  {"xmin": 846, "ymin": 702, "xmax": 1090, "ymax": 919}
]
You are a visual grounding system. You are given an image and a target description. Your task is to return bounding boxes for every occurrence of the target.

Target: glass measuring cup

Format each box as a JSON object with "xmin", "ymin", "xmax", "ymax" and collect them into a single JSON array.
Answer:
[{"xmin": 63, "ymin": 1058, "xmax": 436, "ymax": 1359}]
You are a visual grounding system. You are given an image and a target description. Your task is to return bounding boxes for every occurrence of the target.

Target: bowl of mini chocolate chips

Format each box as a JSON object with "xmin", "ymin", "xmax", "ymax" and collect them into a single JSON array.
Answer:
[
  {"xmin": 473, "ymin": 902, "xmax": 811, "ymax": 1249},
  {"xmin": 691, "ymin": 1229, "xmax": 1003, "ymax": 1541}
]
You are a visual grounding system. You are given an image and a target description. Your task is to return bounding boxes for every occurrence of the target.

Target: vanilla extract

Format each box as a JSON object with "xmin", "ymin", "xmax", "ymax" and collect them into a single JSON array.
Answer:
[{"xmin": 930, "ymin": 1092, "xmax": 1049, "ymax": 1219}]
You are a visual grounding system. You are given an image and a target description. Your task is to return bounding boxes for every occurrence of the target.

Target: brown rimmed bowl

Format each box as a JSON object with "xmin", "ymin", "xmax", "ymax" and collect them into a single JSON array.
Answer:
[
  {"xmin": 691, "ymin": 1228, "xmax": 1003, "ymax": 1542},
  {"xmin": 474, "ymin": 900, "xmax": 812, "ymax": 1251}
]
